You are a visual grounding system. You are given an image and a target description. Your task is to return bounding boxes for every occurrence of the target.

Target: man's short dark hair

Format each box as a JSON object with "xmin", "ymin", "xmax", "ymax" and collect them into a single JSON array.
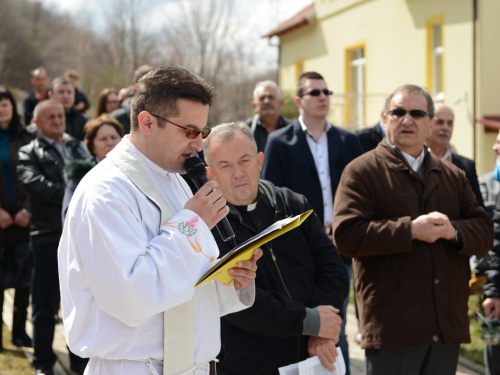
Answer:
[
  {"xmin": 384, "ymin": 84, "xmax": 435, "ymax": 118},
  {"xmin": 296, "ymin": 72, "xmax": 325, "ymax": 97},
  {"xmin": 130, "ymin": 65, "xmax": 217, "ymax": 132}
]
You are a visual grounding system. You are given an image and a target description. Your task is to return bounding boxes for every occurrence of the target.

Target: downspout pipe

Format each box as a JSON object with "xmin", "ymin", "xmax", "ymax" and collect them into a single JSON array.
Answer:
[{"xmin": 472, "ymin": 0, "xmax": 477, "ymax": 160}]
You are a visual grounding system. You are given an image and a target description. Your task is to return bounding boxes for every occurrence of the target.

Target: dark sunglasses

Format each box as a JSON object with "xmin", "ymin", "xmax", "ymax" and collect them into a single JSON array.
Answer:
[
  {"xmin": 300, "ymin": 89, "xmax": 333, "ymax": 97},
  {"xmin": 149, "ymin": 113, "xmax": 211, "ymax": 139},
  {"xmin": 388, "ymin": 108, "xmax": 429, "ymax": 119}
]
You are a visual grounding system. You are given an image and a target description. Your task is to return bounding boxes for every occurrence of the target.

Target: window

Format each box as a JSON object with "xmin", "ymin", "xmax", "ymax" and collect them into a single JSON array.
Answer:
[
  {"xmin": 427, "ymin": 16, "xmax": 444, "ymax": 97},
  {"xmin": 345, "ymin": 44, "xmax": 366, "ymax": 127}
]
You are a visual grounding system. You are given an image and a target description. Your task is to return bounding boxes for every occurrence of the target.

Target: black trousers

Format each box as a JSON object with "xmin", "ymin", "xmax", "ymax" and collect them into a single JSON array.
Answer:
[
  {"xmin": 31, "ymin": 244, "xmax": 60, "ymax": 369},
  {"xmin": 0, "ymin": 284, "xmax": 30, "ymax": 342},
  {"xmin": 486, "ymin": 344, "xmax": 500, "ymax": 375},
  {"xmin": 365, "ymin": 344, "xmax": 460, "ymax": 375},
  {"xmin": 31, "ymin": 244, "xmax": 88, "ymax": 373}
]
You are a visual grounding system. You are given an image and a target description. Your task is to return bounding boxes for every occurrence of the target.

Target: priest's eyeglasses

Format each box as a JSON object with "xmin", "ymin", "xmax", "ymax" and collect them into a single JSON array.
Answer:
[
  {"xmin": 388, "ymin": 109, "xmax": 429, "ymax": 119},
  {"xmin": 149, "ymin": 113, "xmax": 211, "ymax": 139}
]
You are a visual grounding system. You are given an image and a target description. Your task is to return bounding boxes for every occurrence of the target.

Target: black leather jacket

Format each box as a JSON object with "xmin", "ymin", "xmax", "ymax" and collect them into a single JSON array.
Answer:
[{"xmin": 17, "ymin": 133, "xmax": 89, "ymax": 245}]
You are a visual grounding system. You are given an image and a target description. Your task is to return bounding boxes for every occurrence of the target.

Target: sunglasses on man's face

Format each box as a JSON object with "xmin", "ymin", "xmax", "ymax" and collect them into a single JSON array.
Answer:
[
  {"xmin": 300, "ymin": 89, "xmax": 333, "ymax": 97},
  {"xmin": 149, "ymin": 113, "xmax": 211, "ymax": 139},
  {"xmin": 387, "ymin": 108, "xmax": 429, "ymax": 119}
]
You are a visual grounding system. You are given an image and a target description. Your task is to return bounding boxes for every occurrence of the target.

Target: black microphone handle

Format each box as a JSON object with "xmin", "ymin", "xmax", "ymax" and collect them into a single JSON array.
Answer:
[{"xmin": 191, "ymin": 176, "xmax": 235, "ymax": 242}]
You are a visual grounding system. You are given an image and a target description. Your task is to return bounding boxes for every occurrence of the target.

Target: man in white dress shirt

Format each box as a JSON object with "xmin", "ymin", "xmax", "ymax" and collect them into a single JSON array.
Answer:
[
  {"xmin": 58, "ymin": 65, "xmax": 260, "ymax": 375},
  {"xmin": 261, "ymin": 72, "xmax": 364, "ymax": 375}
]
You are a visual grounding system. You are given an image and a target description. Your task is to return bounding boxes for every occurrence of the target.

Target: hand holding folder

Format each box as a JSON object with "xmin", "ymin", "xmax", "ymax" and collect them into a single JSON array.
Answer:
[{"xmin": 196, "ymin": 210, "xmax": 313, "ymax": 287}]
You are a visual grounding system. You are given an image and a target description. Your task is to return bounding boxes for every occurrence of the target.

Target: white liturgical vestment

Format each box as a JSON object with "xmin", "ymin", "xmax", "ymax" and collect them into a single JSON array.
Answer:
[{"xmin": 58, "ymin": 137, "xmax": 254, "ymax": 375}]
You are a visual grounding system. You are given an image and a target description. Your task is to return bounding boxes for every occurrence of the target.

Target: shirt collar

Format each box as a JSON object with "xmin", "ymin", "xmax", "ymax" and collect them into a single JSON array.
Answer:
[
  {"xmin": 298, "ymin": 116, "xmax": 332, "ymax": 137},
  {"xmin": 38, "ymin": 132, "xmax": 71, "ymax": 146},
  {"xmin": 430, "ymin": 146, "xmax": 452, "ymax": 163},
  {"xmin": 378, "ymin": 121, "xmax": 386, "ymax": 136},
  {"xmin": 385, "ymin": 137, "xmax": 426, "ymax": 172}
]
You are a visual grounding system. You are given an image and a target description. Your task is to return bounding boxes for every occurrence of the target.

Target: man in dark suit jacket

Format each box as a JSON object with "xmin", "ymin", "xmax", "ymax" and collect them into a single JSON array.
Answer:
[
  {"xmin": 354, "ymin": 114, "xmax": 384, "ymax": 153},
  {"xmin": 262, "ymin": 72, "xmax": 363, "ymax": 375},
  {"xmin": 426, "ymin": 103, "xmax": 484, "ymax": 207}
]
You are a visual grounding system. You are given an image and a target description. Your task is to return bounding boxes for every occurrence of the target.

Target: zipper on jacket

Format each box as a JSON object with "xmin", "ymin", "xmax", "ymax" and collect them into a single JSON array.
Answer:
[{"xmin": 268, "ymin": 247, "xmax": 292, "ymax": 298}]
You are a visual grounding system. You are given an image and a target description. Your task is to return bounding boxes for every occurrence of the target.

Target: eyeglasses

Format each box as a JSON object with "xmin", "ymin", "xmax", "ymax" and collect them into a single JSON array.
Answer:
[
  {"xmin": 149, "ymin": 113, "xmax": 211, "ymax": 139},
  {"xmin": 300, "ymin": 89, "xmax": 333, "ymax": 97},
  {"xmin": 388, "ymin": 108, "xmax": 429, "ymax": 119},
  {"xmin": 435, "ymin": 118, "xmax": 454, "ymax": 126}
]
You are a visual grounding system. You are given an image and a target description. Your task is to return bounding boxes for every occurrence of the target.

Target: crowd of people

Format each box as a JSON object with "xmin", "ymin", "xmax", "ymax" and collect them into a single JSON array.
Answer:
[{"xmin": 0, "ymin": 64, "xmax": 499, "ymax": 375}]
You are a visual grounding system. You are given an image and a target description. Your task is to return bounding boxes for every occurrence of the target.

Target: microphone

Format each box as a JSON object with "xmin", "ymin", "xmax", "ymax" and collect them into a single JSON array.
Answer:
[{"xmin": 185, "ymin": 157, "xmax": 235, "ymax": 242}]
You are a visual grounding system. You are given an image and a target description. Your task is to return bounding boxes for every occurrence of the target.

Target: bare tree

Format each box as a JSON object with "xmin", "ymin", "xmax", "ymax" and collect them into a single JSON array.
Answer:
[
  {"xmin": 160, "ymin": 0, "xmax": 277, "ymax": 125},
  {"xmin": 104, "ymin": 0, "xmax": 158, "ymax": 83}
]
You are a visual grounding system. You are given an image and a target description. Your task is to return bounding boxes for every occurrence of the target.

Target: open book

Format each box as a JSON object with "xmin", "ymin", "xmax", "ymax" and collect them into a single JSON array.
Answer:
[{"xmin": 196, "ymin": 210, "xmax": 313, "ymax": 287}]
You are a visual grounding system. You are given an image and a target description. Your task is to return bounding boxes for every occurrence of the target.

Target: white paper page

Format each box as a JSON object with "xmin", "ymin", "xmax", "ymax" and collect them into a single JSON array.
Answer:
[
  {"xmin": 279, "ymin": 362, "xmax": 299, "ymax": 375},
  {"xmin": 221, "ymin": 214, "xmax": 297, "ymax": 257},
  {"xmin": 291, "ymin": 347, "xmax": 346, "ymax": 375}
]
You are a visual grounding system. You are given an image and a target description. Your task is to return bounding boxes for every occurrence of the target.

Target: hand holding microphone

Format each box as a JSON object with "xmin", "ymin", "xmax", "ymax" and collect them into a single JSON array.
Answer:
[{"xmin": 184, "ymin": 157, "xmax": 235, "ymax": 242}]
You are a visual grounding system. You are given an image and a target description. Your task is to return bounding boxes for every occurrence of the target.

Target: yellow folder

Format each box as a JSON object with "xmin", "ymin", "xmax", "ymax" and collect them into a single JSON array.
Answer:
[{"xmin": 196, "ymin": 210, "xmax": 313, "ymax": 287}]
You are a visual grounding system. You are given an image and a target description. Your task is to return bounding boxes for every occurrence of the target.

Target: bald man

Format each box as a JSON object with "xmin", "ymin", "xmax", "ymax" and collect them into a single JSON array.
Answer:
[{"xmin": 426, "ymin": 103, "xmax": 484, "ymax": 207}]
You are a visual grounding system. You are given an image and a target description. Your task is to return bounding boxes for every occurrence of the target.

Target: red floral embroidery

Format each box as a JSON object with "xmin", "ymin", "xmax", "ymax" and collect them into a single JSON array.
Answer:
[{"xmin": 164, "ymin": 216, "xmax": 215, "ymax": 262}]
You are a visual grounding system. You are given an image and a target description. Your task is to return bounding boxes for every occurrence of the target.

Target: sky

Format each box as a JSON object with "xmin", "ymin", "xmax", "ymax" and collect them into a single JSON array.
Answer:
[
  {"xmin": 41, "ymin": 0, "xmax": 312, "ymax": 33},
  {"xmin": 38, "ymin": 0, "xmax": 313, "ymax": 70}
]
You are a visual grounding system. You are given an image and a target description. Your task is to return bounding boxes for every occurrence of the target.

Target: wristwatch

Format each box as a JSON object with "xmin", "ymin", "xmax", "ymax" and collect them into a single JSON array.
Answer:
[{"xmin": 21, "ymin": 209, "xmax": 31, "ymax": 219}]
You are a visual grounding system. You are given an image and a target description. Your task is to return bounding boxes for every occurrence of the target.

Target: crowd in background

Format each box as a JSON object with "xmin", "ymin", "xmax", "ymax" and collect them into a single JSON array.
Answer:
[{"xmin": 0, "ymin": 63, "xmax": 499, "ymax": 375}]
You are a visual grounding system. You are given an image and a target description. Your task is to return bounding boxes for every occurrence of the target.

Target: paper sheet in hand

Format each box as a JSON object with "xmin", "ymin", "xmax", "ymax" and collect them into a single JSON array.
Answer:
[
  {"xmin": 196, "ymin": 210, "xmax": 313, "ymax": 287},
  {"xmin": 278, "ymin": 347, "xmax": 346, "ymax": 375}
]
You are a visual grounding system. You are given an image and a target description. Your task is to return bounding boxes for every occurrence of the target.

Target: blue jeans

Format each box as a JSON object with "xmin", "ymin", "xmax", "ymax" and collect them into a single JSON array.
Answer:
[{"xmin": 338, "ymin": 263, "xmax": 352, "ymax": 375}]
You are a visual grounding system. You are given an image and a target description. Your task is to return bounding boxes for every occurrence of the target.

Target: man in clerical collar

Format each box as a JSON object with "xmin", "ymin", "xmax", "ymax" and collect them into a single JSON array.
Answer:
[
  {"xmin": 332, "ymin": 84, "xmax": 493, "ymax": 375},
  {"xmin": 245, "ymin": 80, "xmax": 292, "ymax": 153},
  {"xmin": 204, "ymin": 122, "xmax": 348, "ymax": 374},
  {"xmin": 426, "ymin": 102, "xmax": 483, "ymax": 206}
]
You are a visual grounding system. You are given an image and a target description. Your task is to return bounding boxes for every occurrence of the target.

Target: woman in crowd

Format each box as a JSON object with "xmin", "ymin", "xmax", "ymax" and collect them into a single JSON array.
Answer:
[
  {"xmin": 0, "ymin": 86, "xmax": 35, "ymax": 349},
  {"xmin": 94, "ymin": 88, "xmax": 120, "ymax": 118}
]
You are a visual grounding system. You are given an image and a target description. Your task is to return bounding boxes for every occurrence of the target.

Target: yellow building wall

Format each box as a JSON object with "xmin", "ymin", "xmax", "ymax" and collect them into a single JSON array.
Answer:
[
  {"xmin": 278, "ymin": 0, "xmax": 478, "ymax": 160},
  {"xmin": 476, "ymin": 0, "xmax": 500, "ymax": 175}
]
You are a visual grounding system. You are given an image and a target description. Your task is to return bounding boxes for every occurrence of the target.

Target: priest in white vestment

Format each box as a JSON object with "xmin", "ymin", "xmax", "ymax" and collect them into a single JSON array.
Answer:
[{"xmin": 58, "ymin": 66, "xmax": 259, "ymax": 375}]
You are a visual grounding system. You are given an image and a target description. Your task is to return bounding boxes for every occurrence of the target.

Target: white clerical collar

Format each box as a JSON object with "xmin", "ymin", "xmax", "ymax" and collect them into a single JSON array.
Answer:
[
  {"xmin": 400, "ymin": 148, "xmax": 425, "ymax": 173},
  {"xmin": 246, "ymin": 201, "xmax": 257, "ymax": 212},
  {"xmin": 298, "ymin": 116, "xmax": 332, "ymax": 140},
  {"xmin": 122, "ymin": 135, "xmax": 171, "ymax": 178}
]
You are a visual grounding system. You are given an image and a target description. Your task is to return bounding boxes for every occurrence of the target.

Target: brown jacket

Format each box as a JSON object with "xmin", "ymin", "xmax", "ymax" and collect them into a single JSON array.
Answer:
[{"xmin": 332, "ymin": 141, "xmax": 493, "ymax": 349}]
